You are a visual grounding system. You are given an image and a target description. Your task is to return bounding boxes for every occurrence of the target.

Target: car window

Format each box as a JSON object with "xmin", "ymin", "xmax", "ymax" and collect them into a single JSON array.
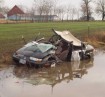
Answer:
[
  {"xmin": 25, "ymin": 45, "xmax": 41, "ymax": 52},
  {"xmin": 24, "ymin": 43, "xmax": 55, "ymax": 53},
  {"xmin": 37, "ymin": 43, "xmax": 55, "ymax": 53}
]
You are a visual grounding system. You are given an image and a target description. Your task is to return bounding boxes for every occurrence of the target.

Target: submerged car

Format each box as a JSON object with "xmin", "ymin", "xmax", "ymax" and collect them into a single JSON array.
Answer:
[{"xmin": 13, "ymin": 29, "xmax": 94, "ymax": 67}]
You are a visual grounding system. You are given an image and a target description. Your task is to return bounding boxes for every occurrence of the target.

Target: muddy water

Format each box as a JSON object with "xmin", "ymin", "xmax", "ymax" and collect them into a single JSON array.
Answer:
[{"xmin": 0, "ymin": 51, "xmax": 105, "ymax": 97}]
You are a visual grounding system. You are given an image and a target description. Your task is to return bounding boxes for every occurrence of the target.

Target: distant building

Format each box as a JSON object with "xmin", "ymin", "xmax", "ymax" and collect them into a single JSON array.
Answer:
[
  {"xmin": 7, "ymin": 5, "xmax": 60, "ymax": 21},
  {"xmin": 0, "ymin": 13, "xmax": 5, "ymax": 20},
  {"xmin": 33, "ymin": 15, "xmax": 60, "ymax": 21},
  {"xmin": 19, "ymin": 14, "xmax": 60, "ymax": 21},
  {"xmin": 80, "ymin": 16, "xmax": 95, "ymax": 21},
  {"xmin": 7, "ymin": 5, "xmax": 24, "ymax": 20}
]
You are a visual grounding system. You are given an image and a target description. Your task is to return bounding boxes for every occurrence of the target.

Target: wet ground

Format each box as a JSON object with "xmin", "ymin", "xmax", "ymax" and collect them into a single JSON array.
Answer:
[{"xmin": 0, "ymin": 51, "xmax": 105, "ymax": 97}]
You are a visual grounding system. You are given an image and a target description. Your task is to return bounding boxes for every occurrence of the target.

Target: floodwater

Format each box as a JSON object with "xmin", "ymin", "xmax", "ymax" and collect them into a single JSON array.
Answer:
[{"xmin": 0, "ymin": 51, "xmax": 105, "ymax": 97}]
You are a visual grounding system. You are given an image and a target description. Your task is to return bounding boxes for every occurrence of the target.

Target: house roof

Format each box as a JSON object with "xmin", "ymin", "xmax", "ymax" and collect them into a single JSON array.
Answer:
[
  {"xmin": 7, "ymin": 5, "xmax": 24, "ymax": 17},
  {"xmin": 0, "ymin": 13, "xmax": 5, "ymax": 18}
]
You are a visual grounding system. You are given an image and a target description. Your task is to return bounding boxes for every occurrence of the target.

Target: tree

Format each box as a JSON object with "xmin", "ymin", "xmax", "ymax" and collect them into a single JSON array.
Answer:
[
  {"xmin": 70, "ymin": 7, "xmax": 77, "ymax": 21},
  {"xmin": 1, "ymin": 6, "xmax": 10, "ymax": 14},
  {"xmin": 66, "ymin": 5, "xmax": 72, "ymax": 21},
  {"xmin": 81, "ymin": 0, "xmax": 93, "ymax": 21},
  {"xmin": 30, "ymin": 6, "xmax": 36, "ymax": 22},
  {"xmin": 76, "ymin": 9, "xmax": 81, "ymax": 20},
  {"xmin": 56, "ymin": 5, "xmax": 66, "ymax": 22},
  {"xmin": 0, "ymin": 0, "xmax": 9, "ymax": 14},
  {"xmin": 0, "ymin": 0, "xmax": 3, "ymax": 11},
  {"xmin": 96, "ymin": 0, "xmax": 105, "ymax": 21},
  {"xmin": 34, "ymin": 0, "xmax": 56, "ymax": 22},
  {"xmin": 66, "ymin": 5, "xmax": 77, "ymax": 21}
]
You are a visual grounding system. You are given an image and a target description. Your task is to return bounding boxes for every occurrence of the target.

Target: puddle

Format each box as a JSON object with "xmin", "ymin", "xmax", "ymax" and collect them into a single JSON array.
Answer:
[{"xmin": 0, "ymin": 51, "xmax": 105, "ymax": 97}]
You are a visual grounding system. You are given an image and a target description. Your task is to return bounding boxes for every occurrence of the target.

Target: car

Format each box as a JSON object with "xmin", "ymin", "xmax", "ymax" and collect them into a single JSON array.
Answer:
[
  {"xmin": 12, "ymin": 29, "xmax": 94, "ymax": 67},
  {"xmin": 12, "ymin": 41, "xmax": 58, "ymax": 68}
]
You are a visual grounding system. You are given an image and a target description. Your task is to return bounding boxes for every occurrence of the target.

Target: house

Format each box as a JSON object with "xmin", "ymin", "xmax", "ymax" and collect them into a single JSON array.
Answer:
[
  {"xmin": 0, "ymin": 13, "xmax": 5, "ymax": 20},
  {"xmin": 7, "ymin": 5, "xmax": 24, "ymax": 20}
]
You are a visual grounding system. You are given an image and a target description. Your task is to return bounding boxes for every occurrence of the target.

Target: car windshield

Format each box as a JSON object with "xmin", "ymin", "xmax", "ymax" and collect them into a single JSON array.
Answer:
[
  {"xmin": 24, "ymin": 43, "xmax": 55, "ymax": 53},
  {"xmin": 25, "ymin": 44, "xmax": 40, "ymax": 52}
]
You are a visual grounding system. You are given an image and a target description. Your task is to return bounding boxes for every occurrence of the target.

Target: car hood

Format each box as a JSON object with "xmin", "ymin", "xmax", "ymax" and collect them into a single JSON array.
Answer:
[{"xmin": 53, "ymin": 30, "xmax": 82, "ymax": 46}]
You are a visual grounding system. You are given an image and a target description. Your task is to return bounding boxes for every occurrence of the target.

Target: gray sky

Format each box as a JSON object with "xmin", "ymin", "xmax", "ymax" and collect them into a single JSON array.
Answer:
[
  {"xmin": 4, "ymin": 0, "xmax": 34, "ymax": 8},
  {"xmin": 4, "ymin": 0, "xmax": 82, "ymax": 8}
]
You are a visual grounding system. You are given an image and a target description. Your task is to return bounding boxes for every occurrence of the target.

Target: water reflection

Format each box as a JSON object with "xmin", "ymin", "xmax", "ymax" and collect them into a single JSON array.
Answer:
[
  {"xmin": 0, "ymin": 59, "xmax": 94, "ymax": 97},
  {"xmin": 13, "ymin": 59, "xmax": 94, "ymax": 86}
]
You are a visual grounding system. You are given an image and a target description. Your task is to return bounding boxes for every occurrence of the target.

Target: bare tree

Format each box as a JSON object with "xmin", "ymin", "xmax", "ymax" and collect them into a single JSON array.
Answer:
[
  {"xmin": 0, "ymin": 0, "xmax": 9, "ymax": 15},
  {"xmin": 42, "ymin": 0, "xmax": 54, "ymax": 21},
  {"xmin": 56, "ymin": 5, "xmax": 66, "ymax": 22},
  {"xmin": 76, "ymin": 9, "xmax": 81, "ymax": 20},
  {"xmin": 81, "ymin": 0, "xmax": 93, "ymax": 21},
  {"xmin": 33, "ymin": 0, "xmax": 43, "ymax": 21},
  {"xmin": 73, "ymin": 8, "xmax": 81, "ymax": 21},
  {"xmin": 52, "ymin": 0, "xmax": 58, "ymax": 15},
  {"xmin": 34, "ymin": 0, "xmax": 56, "ymax": 22},
  {"xmin": 66, "ymin": 5, "xmax": 71, "ymax": 21},
  {"xmin": 96, "ymin": 0, "xmax": 105, "ymax": 21},
  {"xmin": 0, "ymin": 0, "xmax": 3, "ymax": 11},
  {"xmin": 30, "ymin": 6, "xmax": 36, "ymax": 22},
  {"xmin": 1, "ymin": 6, "xmax": 10, "ymax": 14},
  {"xmin": 66, "ymin": 5, "xmax": 77, "ymax": 21},
  {"xmin": 70, "ymin": 7, "xmax": 77, "ymax": 21}
]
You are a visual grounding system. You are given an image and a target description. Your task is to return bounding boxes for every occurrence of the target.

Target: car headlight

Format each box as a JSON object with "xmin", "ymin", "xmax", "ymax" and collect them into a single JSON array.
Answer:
[{"xmin": 30, "ymin": 57, "xmax": 42, "ymax": 62}]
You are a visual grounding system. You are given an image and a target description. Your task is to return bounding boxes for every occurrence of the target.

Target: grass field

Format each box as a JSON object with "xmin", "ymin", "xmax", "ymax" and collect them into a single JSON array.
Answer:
[{"xmin": 0, "ymin": 21, "xmax": 105, "ymax": 63}]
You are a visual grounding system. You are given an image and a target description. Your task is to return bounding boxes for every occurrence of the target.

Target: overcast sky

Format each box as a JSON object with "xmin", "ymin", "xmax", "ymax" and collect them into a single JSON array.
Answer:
[{"xmin": 4, "ymin": 0, "xmax": 82, "ymax": 8}]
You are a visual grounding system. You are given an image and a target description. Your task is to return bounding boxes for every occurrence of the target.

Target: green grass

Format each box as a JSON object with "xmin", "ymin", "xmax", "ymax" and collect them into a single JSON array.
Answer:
[{"xmin": 0, "ymin": 21, "xmax": 105, "ymax": 56}]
